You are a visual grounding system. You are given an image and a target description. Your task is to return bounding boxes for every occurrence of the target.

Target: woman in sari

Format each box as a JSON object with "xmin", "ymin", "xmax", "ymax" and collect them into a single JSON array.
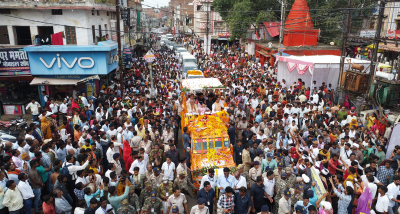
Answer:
[
  {"xmin": 354, "ymin": 187, "xmax": 373, "ymax": 214},
  {"xmin": 122, "ymin": 140, "xmax": 131, "ymax": 164},
  {"xmin": 366, "ymin": 113, "xmax": 377, "ymax": 129},
  {"xmin": 41, "ymin": 115, "xmax": 52, "ymax": 140},
  {"xmin": 71, "ymin": 99, "xmax": 79, "ymax": 111}
]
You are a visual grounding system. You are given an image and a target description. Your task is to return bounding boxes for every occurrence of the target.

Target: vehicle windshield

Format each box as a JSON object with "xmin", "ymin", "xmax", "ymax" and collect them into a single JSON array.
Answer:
[
  {"xmin": 193, "ymin": 136, "xmax": 229, "ymax": 153},
  {"xmin": 184, "ymin": 59, "xmax": 196, "ymax": 63},
  {"xmin": 187, "ymin": 75, "xmax": 203, "ymax": 79}
]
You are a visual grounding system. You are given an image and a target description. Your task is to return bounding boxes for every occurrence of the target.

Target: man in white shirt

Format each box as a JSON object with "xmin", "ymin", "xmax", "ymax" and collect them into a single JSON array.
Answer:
[
  {"xmin": 106, "ymin": 143, "xmax": 116, "ymax": 164},
  {"xmin": 81, "ymin": 93, "xmax": 89, "ymax": 107},
  {"xmin": 63, "ymin": 154, "xmax": 91, "ymax": 181},
  {"xmin": 161, "ymin": 157, "xmax": 176, "ymax": 181},
  {"xmin": 264, "ymin": 170, "xmax": 275, "ymax": 208},
  {"xmin": 233, "ymin": 171, "xmax": 246, "ymax": 193},
  {"xmin": 25, "ymin": 99, "xmax": 41, "ymax": 121},
  {"xmin": 106, "ymin": 124, "xmax": 117, "ymax": 139},
  {"xmin": 312, "ymin": 92, "xmax": 319, "ymax": 104},
  {"xmin": 387, "ymin": 175, "xmax": 400, "ymax": 214},
  {"xmin": 95, "ymin": 108, "xmax": 102, "ymax": 122},
  {"xmin": 129, "ymin": 155, "xmax": 146, "ymax": 175},
  {"xmin": 376, "ymin": 186, "xmax": 389, "ymax": 214},
  {"xmin": 59, "ymin": 100, "xmax": 68, "ymax": 124},
  {"xmin": 49, "ymin": 100, "xmax": 59, "ymax": 123},
  {"xmin": 95, "ymin": 197, "xmax": 113, "ymax": 214},
  {"xmin": 17, "ymin": 173, "xmax": 35, "ymax": 212},
  {"xmin": 200, "ymin": 168, "xmax": 217, "ymax": 189}
]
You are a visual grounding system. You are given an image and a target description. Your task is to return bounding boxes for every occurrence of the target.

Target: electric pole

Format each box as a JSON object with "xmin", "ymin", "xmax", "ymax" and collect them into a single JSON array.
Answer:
[
  {"xmin": 278, "ymin": 0, "xmax": 286, "ymax": 56},
  {"xmin": 338, "ymin": 0, "xmax": 352, "ymax": 87},
  {"xmin": 368, "ymin": 0, "xmax": 386, "ymax": 94},
  {"xmin": 206, "ymin": 3, "xmax": 209, "ymax": 54},
  {"xmin": 116, "ymin": 0, "xmax": 123, "ymax": 95}
]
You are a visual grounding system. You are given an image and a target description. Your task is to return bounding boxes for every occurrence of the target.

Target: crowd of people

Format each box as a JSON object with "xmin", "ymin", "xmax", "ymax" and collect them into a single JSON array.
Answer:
[{"xmin": 3, "ymin": 36, "xmax": 396, "ymax": 214}]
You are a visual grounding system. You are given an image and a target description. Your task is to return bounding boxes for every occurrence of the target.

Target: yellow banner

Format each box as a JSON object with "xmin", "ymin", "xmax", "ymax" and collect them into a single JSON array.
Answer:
[{"xmin": 310, "ymin": 167, "xmax": 326, "ymax": 199}]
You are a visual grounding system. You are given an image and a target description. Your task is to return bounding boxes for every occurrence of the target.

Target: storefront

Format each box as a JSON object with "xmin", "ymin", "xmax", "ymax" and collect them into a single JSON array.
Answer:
[
  {"xmin": 0, "ymin": 47, "xmax": 36, "ymax": 115},
  {"xmin": 24, "ymin": 40, "xmax": 119, "ymax": 106}
]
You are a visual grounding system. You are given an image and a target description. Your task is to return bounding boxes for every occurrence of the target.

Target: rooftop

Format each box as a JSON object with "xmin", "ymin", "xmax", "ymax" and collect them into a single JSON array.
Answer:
[
  {"xmin": 0, "ymin": 0, "xmax": 117, "ymax": 10},
  {"xmin": 24, "ymin": 40, "xmax": 118, "ymax": 52},
  {"xmin": 256, "ymin": 40, "xmax": 339, "ymax": 50}
]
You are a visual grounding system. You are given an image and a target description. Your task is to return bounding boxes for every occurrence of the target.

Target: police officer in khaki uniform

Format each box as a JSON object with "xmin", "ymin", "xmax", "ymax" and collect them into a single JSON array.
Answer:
[
  {"xmin": 242, "ymin": 144, "xmax": 252, "ymax": 172},
  {"xmin": 273, "ymin": 162, "xmax": 284, "ymax": 182},
  {"xmin": 274, "ymin": 172, "xmax": 289, "ymax": 214},
  {"xmin": 162, "ymin": 125, "xmax": 174, "ymax": 152},
  {"xmin": 149, "ymin": 167, "xmax": 164, "ymax": 188},
  {"xmin": 289, "ymin": 184, "xmax": 304, "ymax": 207},
  {"xmin": 236, "ymin": 116, "xmax": 248, "ymax": 140},
  {"xmin": 157, "ymin": 178, "xmax": 174, "ymax": 201},
  {"xmin": 173, "ymin": 171, "xmax": 197, "ymax": 197},
  {"xmin": 285, "ymin": 167, "xmax": 296, "ymax": 189},
  {"xmin": 248, "ymin": 161, "xmax": 262, "ymax": 187}
]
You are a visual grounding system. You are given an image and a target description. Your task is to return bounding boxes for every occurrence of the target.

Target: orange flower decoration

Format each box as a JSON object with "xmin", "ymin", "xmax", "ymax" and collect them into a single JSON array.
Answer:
[{"xmin": 187, "ymin": 70, "xmax": 203, "ymax": 75}]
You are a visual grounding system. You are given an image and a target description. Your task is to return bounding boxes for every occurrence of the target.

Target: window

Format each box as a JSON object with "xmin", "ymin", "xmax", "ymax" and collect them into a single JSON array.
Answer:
[
  {"xmin": 210, "ymin": 6, "xmax": 214, "ymax": 11},
  {"xmin": 14, "ymin": 26, "xmax": 32, "ymax": 45},
  {"xmin": 97, "ymin": 10, "xmax": 100, "ymax": 16},
  {"xmin": 98, "ymin": 25, "xmax": 102, "ymax": 38},
  {"xmin": 215, "ymin": 22, "xmax": 223, "ymax": 27},
  {"xmin": 92, "ymin": 25, "xmax": 96, "ymax": 43},
  {"xmin": 37, "ymin": 26, "xmax": 54, "ymax": 45},
  {"xmin": 0, "ymin": 26, "xmax": 10, "ymax": 44},
  {"xmin": 0, "ymin": 9, "xmax": 11, "ymax": 14},
  {"xmin": 92, "ymin": 10, "xmax": 95, "ymax": 15},
  {"xmin": 107, "ymin": 11, "xmax": 109, "ymax": 16},
  {"xmin": 197, "ymin": 5, "xmax": 202, "ymax": 11},
  {"xmin": 65, "ymin": 26, "xmax": 76, "ymax": 44},
  {"xmin": 51, "ymin": 9, "xmax": 62, "ymax": 15}
]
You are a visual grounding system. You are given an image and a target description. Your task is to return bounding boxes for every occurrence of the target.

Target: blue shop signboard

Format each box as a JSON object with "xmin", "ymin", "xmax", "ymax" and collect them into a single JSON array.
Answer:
[{"xmin": 24, "ymin": 41, "xmax": 118, "ymax": 75}]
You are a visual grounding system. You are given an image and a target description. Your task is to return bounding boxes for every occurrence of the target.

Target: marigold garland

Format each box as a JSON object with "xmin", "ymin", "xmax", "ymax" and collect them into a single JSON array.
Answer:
[{"xmin": 187, "ymin": 70, "xmax": 203, "ymax": 75}]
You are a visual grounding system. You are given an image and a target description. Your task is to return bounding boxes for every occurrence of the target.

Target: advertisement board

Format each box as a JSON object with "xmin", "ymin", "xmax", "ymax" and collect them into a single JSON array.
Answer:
[{"xmin": 0, "ymin": 48, "xmax": 31, "ymax": 75}]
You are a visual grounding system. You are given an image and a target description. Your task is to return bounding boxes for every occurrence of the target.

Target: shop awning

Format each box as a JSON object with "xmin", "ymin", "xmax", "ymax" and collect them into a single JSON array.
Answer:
[
  {"xmin": 263, "ymin": 22, "xmax": 280, "ymax": 37},
  {"xmin": 30, "ymin": 75, "xmax": 100, "ymax": 85},
  {"xmin": 379, "ymin": 43, "xmax": 400, "ymax": 52}
]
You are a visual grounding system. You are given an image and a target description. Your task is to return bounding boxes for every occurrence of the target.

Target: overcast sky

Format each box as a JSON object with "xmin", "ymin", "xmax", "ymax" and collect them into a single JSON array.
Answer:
[{"xmin": 142, "ymin": 0, "xmax": 170, "ymax": 8}]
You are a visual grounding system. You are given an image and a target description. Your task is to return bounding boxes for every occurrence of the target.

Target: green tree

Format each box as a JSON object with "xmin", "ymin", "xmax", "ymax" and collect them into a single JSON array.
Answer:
[{"xmin": 213, "ymin": 0, "xmax": 374, "ymax": 45}]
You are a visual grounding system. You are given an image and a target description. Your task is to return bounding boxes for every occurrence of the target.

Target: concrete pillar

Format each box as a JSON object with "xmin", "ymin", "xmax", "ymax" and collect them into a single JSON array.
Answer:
[
  {"xmin": 30, "ymin": 26, "xmax": 38, "ymax": 45},
  {"xmin": 7, "ymin": 26, "xmax": 15, "ymax": 45}
]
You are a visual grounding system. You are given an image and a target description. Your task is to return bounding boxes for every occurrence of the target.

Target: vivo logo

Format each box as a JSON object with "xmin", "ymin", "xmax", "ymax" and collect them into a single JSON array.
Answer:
[{"xmin": 40, "ymin": 53, "xmax": 95, "ymax": 69}]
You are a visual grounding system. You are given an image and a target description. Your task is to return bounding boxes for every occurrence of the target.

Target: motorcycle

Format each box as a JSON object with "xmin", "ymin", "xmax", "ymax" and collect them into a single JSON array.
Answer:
[{"xmin": 0, "ymin": 117, "xmax": 27, "ymax": 136}]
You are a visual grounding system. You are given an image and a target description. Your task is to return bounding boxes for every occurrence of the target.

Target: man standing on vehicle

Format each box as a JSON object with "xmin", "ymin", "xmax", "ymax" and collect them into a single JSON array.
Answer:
[
  {"xmin": 26, "ymin": 98, "xmax": 41, "ymax": 121},
  {"xmin": 182, "ymin": 127, "xmax": 191, "ymax": 168}
]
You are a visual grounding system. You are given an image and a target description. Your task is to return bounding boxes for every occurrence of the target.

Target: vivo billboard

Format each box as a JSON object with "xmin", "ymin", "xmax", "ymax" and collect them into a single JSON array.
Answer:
[{"xmin": 24, "ymin": 41, "xmax": 118, "ymax": 75}]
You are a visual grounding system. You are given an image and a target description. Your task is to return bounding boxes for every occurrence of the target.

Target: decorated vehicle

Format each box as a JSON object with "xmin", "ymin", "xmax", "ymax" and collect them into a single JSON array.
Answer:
[
  {"xmin": 185, "ymin": 70, "xmax": 204, "ymax": 79},
  {"xmin": 180, "ymin": 78, "xmax": 235, "ymax": 191}
]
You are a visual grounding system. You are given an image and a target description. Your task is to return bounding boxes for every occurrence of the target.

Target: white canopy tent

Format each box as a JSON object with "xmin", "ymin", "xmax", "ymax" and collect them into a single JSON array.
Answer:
[{"xmin": 276, "ymin": 55, "xmax": 371, "ymax": 90}]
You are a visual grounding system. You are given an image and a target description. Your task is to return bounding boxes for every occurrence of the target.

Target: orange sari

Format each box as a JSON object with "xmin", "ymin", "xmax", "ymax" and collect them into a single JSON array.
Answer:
[{"xmin": 41, "ymin": 116, "xmax": 52, "ymax": 140}]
